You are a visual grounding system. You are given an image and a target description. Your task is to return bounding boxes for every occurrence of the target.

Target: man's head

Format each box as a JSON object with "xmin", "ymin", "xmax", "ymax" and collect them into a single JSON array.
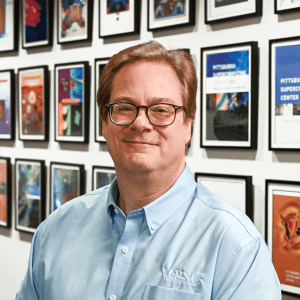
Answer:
[{"xmin": 97, "ymin": 41, "xmax": 197, "ymax": 176}]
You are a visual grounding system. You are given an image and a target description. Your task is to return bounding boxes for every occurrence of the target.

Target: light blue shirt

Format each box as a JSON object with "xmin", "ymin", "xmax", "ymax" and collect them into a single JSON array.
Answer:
[{"xmin": 15, "ymin": 165, "xmax": 281, "ymax": 300}]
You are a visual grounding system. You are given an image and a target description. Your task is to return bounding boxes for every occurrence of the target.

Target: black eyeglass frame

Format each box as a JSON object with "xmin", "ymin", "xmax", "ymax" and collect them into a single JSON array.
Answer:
[{"xmin": 104, "ymin": 102, "xmax": 187, "ymax": 127}]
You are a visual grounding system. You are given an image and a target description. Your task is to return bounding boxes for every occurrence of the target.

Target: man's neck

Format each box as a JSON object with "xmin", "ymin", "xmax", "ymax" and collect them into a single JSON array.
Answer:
[{"xmin": 115, "ymin": 161, "xmax": 186, "ymax": 217}]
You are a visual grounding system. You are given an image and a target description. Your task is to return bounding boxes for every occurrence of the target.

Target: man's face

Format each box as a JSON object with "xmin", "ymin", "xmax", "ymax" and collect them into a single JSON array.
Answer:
[{"xmin": 102, "ymin": 61, "xmax": 192, "ymax": 176}]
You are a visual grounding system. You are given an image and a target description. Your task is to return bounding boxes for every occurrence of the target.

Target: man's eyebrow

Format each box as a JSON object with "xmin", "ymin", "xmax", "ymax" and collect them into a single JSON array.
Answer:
[{"xmin": 112, "ymin": 97, "xmax": 176, "ymax": 104}]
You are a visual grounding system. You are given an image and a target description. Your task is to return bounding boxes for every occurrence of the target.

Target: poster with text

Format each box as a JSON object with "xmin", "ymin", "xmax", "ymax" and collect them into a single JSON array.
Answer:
[
  {"xmin": 19, "ymin": 67, "xmax": 47, "ymax": 141},
  {"xmin": 270, "ymin": 38, "xmax": 300, "ymax": 150},
  {"xmin": 0, "ymin": 70, "xmax": 13, "ymax": 139},
  {"xmin": 201, "ymin": 42, "xmax": 258, "ymax": 148}
]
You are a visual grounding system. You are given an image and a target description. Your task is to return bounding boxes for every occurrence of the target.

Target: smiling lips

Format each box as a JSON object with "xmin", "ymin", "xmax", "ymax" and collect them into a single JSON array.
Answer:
[{"xmin": 123, "ymin": 140, "xmax": 158, "ymax": 146}]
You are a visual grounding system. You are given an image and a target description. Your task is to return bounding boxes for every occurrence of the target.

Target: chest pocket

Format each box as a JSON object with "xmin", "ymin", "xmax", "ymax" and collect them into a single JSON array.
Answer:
[{"xmin": 143, "ymin": 285, "xmax": 204, "ymax": 300}]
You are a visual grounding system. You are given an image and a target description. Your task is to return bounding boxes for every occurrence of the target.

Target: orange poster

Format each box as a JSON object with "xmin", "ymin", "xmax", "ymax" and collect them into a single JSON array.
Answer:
[
  {"xmin": 0, "ymin": 160, "xmax": 7, "ymax": 223},
  {"xmin": 272, "ymin": 192, "xmax": 300, "ymax": 288}
]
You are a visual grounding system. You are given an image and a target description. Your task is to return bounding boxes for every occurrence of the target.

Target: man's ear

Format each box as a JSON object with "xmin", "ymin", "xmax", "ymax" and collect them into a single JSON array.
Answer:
[
  {"xmin": 184, "ymin": 118, "xmax": 192, "ymax": 146},
  {"xmin": 102, "ymin": 120, "xmax": 107, "ymax": 141}
]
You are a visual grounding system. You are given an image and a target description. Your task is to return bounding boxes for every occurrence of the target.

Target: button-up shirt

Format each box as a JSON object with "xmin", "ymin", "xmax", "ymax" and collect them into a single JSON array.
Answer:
[{"xmin": 15, "ymin": 165, "xmax": 281, "ymax": 300}]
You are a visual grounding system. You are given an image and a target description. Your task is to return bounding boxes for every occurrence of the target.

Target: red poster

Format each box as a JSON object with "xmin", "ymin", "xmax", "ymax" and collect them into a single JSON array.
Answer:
[
  {"xmin": 273, "ymin": 193, "xmax": 300, "ymax": 287},
  {"xmin": 0, "ymin": 161, "xmax": 7, "ymax": 223}
]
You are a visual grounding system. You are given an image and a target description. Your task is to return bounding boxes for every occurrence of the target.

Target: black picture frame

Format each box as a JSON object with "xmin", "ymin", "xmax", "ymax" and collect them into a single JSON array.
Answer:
[
  {"xmin": 205, "ymin": 0, "xmax": 262, "ymax": 24},
  {"xmin": 0, "ymin": 157, "xmax": 11, "ymax": 229},
  {"xmin": 275, "ymin": 0, "xmax": 300, "ymax": 14},
  {"xmin": 50, "ymin": 162, "xmax": 85, "ymax": 214},
  {"xmin": 15, "ymin": 158, "xmax": 46, "ymax": 233},
  {"xmin": 94, "ymin": 57, "xmax": 110, "ymax": 143},
  {"xmin": 18, "ymin": 65, "xmax": 49, "ymax": 142},
  {"xmin": 195, "ymin": 172, "xmax": 253, "ymax": 220},
  {"xmin": 0, "ymin": 69, "xmax": 15, "ymax": 141},
  {"xmin": 265, "ymin": 179, "xmax": 300, "ymax": 296},
  {"xmin": 57, "ymin": 0, "xmax": 93, "ymax": 44},
  {"xmin": 269, "ymin": 36, "xmax": 300, "ymax": 151},
  {"xmin": 54, "ymin": 61, "xmax": 90, "ymax": 143},
  {"xmin": 0, "ymin": 0, "xmax": 18, "ymax": 53},
  {"xmin": 148, "ymin": 0, "xmax": 195, "ymax": 31},
  {"xmin": 200, "ymin": 41, "xmax": 259, "ymax": 149},
  {"xmin": 21, "ymin": 0, "xmax": 53, "ymax": 49},
  {"xmin": 92, "ymin": 166, "xmax": 116, "ymax": 190},
  {"xmin": 99, "ymin": 0, "xmax": 140, "ymax": 38}
]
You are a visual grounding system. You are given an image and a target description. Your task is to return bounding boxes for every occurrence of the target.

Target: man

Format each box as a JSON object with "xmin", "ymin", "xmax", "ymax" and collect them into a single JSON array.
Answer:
[{"xmin": 15, "ymin": 41, "xmax": 281, "ymax": 299}]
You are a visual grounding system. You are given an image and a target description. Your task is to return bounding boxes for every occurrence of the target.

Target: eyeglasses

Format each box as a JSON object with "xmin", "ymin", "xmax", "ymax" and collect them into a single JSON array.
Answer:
[{"xmin": 105, "ymin": 102, "xmax": 186, "ymax": 127}]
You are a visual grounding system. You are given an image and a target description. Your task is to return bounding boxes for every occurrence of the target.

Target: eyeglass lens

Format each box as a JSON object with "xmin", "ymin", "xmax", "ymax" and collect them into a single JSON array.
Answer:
[{"xmin": 110, "ymin": 103, "xmax": 176, "ymax": 126}]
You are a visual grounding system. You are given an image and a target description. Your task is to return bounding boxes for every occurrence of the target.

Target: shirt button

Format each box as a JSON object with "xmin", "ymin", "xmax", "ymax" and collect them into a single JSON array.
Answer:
[
  {"xmin": 151, "ymin": 224, "xmax": 156, "ymax": 230},
  {"xmin": 110, "ymin": 295, "xmax": 116, "ymax": 300},
  {"xmin": 122, "ymin": 246, "xmax": 129, "ymax": 254},
  {"xmin": 114, "ymin": 208, "xmax": 118, "ymax": 214}
]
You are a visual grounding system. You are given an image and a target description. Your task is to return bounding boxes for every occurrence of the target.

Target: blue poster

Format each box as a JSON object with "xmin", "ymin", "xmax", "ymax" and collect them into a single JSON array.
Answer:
[
  {"xmin": 206, "ymin": 50, "xmax": 249, "ymax": 78},
  {"xmin": 275, "ymin": 44, "xmax": 300, "ymax": 105},
  {"xmin": 25, "ymin": 0, "xmax": 48, "ymax": 43}
]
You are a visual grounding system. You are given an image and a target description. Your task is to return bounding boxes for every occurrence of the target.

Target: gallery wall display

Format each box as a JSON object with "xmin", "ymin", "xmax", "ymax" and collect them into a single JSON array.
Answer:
[
  {"xmin": 95, "ymin": 58, "xmax": 110, "ymax": 143},
  {"xmin": 18, "ymin": 66, "xmax": 49, "ymax": 141},
  {"xmin": 269, "ymin": 36, "xmax": 300, "ymax": 151},
  {"xmin": 50, "ymin": 162, "xmax": 85, "ymax": 213},
  {"xmin": 195, "ymin": 172, "xmax": 253, "ymax": 220},
  {"xmin": 99, "ymin": 0, "xmax": 140, "ymax": 37},
  {"xmin": 205, "ymin": 0, "xmax": 262, "ymax": 24},
  {"xmin": 15, "ymin": 159, "xmax": 45, "ymax": 233},
  {"xmin": 0, "ymin": 157, "xmax": 11, "ymax": 229},
  {"xmin": 55, "ymin": 61, "xmax": 90, "ymax": 143},
  {"xmin": 148, "ymin": 0, "xmax": 195, "ymax": 31},
  {"xmin": 92, "ymin": 166, "xmax": 116, "ymax": 190},
  {"xmin": 0, "ymin": 69, "xmax": 15, "ymax": 140},
  {"xmin": 266, "ymin": 180, "xmax": 300, "ymax": 296},
  {"xmin": 275, "ymin": 0, "xmax": 300, "ymax": 14},
  {"xmin": 57, "ymin": 0, "xmax": 93, "ymax": 44},
  {"xmin": 21, "ymin": 0, "xmax": 53, "ymax": 49},
  {"xmin": 0, "ymin": 0, "xmax": 18, "ymax": 53},
  {"xmin": 200, "ymin": 42, "xmax": 258, "ymax": 149}
]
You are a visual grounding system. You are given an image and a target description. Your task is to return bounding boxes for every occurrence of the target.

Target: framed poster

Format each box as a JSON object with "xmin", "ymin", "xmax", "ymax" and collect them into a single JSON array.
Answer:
[
  {"xmin": 50, "ymin": 162, "xmax": 84, "ymax": 213},
  {"xmin": 92, "ymin": 166, "xmax": 116, "ymax": 190},
  {"xmin": 15, "ymin": 159, "xmax": 45, "ymax": 233},
  {"xmin": 57, "ymin": 0, "xmax": 93, "ymax": 44},
  {"xmin": 99, "ymin": 0, "xmax": 140, "ymax": 37},
  {"xmin": 0, "ymin": 0, "xmax": 18, "ymax": 53},
  {"xmin": 55, "ymin": 61, "xmax": 89, "ymax": 143},
  {"xmin": 195, "ymin": 173, "xmax": 253, "ymax": 220},
  {"xmin": 200, "ymin": 42, "xmax": 258, "ymax": 149},
  {"xmin": 148, "ymin": 0, "xmax": 195, "ymax": 31},
  {"xmin": 266, "ymin": 180, "xmax": 300, "ymax": 296},
  {"xmin": 95, "ymin": 58, "xmax": 110, "ymax": 143},
  {"xmin": 22, "ymin": 0, "xmax": 53, "ymax": 49},
  {"xmin": 269, "ymin": 37, "xmax": 300, "ymax": 151},
  {"xmin": 275, "ymin": 0, "xmax": 300, "ymax": 14},
  {"xmin": 205, "ymin": 0, "xmax": 262, "ymax": 24},
  {"xmin": 0, "ymin": 157, "xmax": 11, "ymax": 228},
  {"xmin": 0, "ymin": 69, "xmax": 15, "ymax": 140},
  {"xmin": 18, "ymin": 66, "xmax": 49, "ymax": 141}
]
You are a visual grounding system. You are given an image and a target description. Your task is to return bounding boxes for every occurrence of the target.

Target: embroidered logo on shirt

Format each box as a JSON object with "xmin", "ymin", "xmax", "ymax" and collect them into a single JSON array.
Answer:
[{"xmin": 162, "ymin": 267, "xmax": 202, "ymax": 286}]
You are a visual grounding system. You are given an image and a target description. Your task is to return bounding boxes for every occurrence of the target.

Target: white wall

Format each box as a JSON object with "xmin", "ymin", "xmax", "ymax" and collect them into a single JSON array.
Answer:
[{"xmin": 0, "ymin": 1, "xmax": 300, "ymax": 299}]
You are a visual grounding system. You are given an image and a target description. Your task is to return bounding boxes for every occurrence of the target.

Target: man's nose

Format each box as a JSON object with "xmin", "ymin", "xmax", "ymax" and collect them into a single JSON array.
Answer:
[{"xmin": 131, "ymin": 107, "xmax": 153, "ymax": 131}]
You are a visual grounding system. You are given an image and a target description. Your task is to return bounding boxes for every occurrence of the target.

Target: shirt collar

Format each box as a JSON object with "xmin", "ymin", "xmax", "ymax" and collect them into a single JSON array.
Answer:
[{"xmin": 106, "ymin": 165, "xmax": 197, "ymax": 235}]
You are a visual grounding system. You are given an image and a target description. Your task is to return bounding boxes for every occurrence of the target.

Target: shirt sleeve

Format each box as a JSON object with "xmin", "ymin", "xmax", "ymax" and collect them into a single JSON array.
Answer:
[
  {"xmin": 212, "ymin": 236, "xmax": 282, "ymax": 300},
  {"xmin": 14, "ymin": 227, "xmax": 41, "ymax": 300}
]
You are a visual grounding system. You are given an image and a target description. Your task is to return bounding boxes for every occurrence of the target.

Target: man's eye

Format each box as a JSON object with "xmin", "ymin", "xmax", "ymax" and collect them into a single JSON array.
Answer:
[
  {"xmin": 152, "ymin": 106, "xmax": 171, "ymax": 113},
  {"xmin": 116, "ymin": 105, "xmax": 134, "ymax": 112}
]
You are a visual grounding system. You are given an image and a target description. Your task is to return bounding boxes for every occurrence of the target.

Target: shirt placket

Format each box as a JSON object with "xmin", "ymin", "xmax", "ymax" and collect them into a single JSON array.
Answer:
[{"xmin": 106, "ymin": 212, "xmax": 144, "ymax": 300}]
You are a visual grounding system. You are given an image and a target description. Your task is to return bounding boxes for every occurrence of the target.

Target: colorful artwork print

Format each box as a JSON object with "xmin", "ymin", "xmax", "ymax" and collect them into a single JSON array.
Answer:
[
  {"xmin": 0, "ymin": 160, "xmax": 7, "ymax": 224},
  {"xmin": 96, "ymin": 63, "xmax": 107, "ymax": 138},
  {"xmin": 272, "ymin": 192, "xmax": 300, "ymax": 288},
  {"xmin": 24, "ymin": 0, "xmax": 48, "ymax": 44},
  {"xmin": 60, "ymin": 0, "xmax": 86, "ymax": 38},
  {"xmin": 95, "ymin": 171, "xmax": 116, "ymax": 189},
  {"xmin": 0, "ymin": 73, "xmax": 11, "ymax": 137},
  {"xmin": 17, "ymin": 163, "xmax": 41, "ymax": 229},
  {"xmin": 107, "ymin": 0, "xmax": 129, "ymax": 14},
  {"xmin": 20, "ymin": 69, "xmax": 45, "ymax": 136},
  {"xmin": 52, "ymin": 167, "xmax": 79, "ymax": 211},
  {"xmin": 0, "ymin": 0, "xmax": 14, "ymax": 52},
  {"xmin": 215, "ymin": 0, "xmax": 248, "ymax": 7},
  {"xmin": 154, "ymin": 0, "xmax": 186, "ymax": 20},
  {"xmin": 0, "ymin": 0, "xmax": 6, "ymax": 38},
  {"xmin": 58, "ymin": 67, "xmax": 83, "ymax": 137}
]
